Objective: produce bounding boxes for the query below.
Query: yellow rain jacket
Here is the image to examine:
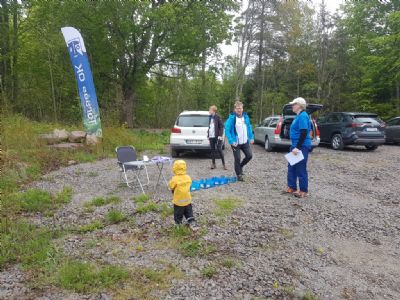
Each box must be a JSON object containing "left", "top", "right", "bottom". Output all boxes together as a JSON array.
[{"left": 168, "top": 160, "right": 192, "bottom": 206}]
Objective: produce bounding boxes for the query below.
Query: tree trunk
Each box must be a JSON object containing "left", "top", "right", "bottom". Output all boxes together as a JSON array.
[
  {"left": 257, "top": 1, "right": 265, "bottom": 124},
  {"left": 0, "top": 0, "right": 10, "bottom": 97},
  {"left": 122, "top": 84, "right": 135, "bottom": 128},
  {"left": 200, "top": 50, "right": 206, "bottom": 110},
  {"left": 48, "top": 48, "right": 57, "bottom": 122},
  {"left": 11, "top": 0, "right": 17, "bottom": 103},
  {"left": 396, "top": 81, "right": 400, "bottom": 114}
]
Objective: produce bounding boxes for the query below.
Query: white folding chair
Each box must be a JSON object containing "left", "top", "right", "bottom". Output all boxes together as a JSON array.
[{"left": 116, "top": 146, "right": 149, "bottom": 193}]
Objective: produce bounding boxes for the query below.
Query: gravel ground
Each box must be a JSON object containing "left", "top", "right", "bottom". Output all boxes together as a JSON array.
[{"left": 1, "top": 144, "right": 400, "bottom": 300}]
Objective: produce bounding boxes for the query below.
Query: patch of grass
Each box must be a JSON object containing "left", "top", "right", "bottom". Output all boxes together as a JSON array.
[
  {"left": 55, "top": 186, "right": 73, "bottom": 204},
  {"left": 3, "top": 187, "right": 73, "bottom": 215},
  {"left": 132, "top": 193, "right": 150, "bottom": 204},
  {"left": 136, "top": 200, "right": 159, "bottom": 214},
  {"left": 78, "top": 220, "right": 104, "bottom": 233},
  {"left": 302, "top": 291, "right": 319, "bottom": 300},
  {"left": 106, "top": 210, "right": 127, "bottom": 224},
  {"left": 279, "top": 228, "right": 294, "bottom": 239},
  {"left": 201, "top": 265, "right": 217, "bottom": 279},
  {"left": 87, "top": 171, "right": 99, "bottom": 177},
  {"left": 160, "top": 202, "right": 174, "bottom": 218},
  {"left": 19, "top": 189, "right": 53, "bottom": 212},
  {"left": 282, "top": 285, "right": 295, "bottom": 296},
  {"left": 214, "top": 197, "right": 242, "bottom": 217},
  {"left": 57, "top": 261, "right": 129, "bottom": 293},
  {"left": 179, "top": 240, "right": 202, "bottom": 257},
  {"left": 170, "top": 225, "right": 192, "bottom": 238},
  {"left": 220, "top": 257, "right": 236, "bottom": 269},
  {"left": 84, "top": 195, "right": 121, "bottom": 208},
  {"left": 0, "top": 219, "right": 63, "bottom": 270}
]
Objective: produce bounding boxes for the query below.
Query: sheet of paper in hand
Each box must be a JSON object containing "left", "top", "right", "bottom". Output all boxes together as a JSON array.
[{"left": 285, "top": 151, "right": 304, "bottom": 166}]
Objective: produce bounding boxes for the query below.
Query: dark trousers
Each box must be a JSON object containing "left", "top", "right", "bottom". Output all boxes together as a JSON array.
[
  {"left": 174, "top": 204, "right": 195, "bottom": 224},
  {"left": 287, "top": 146, "right": 309, "bottom": 192},
  {"left": 232, "top": 142, "right": 253, "bottom": 176},
  {"left": 209, "top": 137, "right": 225, "bottom": 165}
]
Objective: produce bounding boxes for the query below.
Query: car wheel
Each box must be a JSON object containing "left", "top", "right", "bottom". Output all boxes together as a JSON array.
[
  {"left": 264, "top": 136, "right": 273, "bottom": 152},
  {"left": 331, "top": 134, "right": 344, "bottom": 150},
  {"left": 170, "top": 148, "right": 179, "bottom": 158},
  {"left": 365, "top": 145, "right": 378, "bottom": 151}
]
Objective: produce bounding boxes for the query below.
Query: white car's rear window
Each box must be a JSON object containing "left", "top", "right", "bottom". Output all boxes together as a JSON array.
[{"left": 177, "top": 115, "right": 209, "bottom": 127}]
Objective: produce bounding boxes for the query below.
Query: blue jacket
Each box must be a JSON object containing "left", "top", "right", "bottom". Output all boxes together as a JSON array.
[{"left": 224, "top": 112, "right": 254, "bottom": 145}]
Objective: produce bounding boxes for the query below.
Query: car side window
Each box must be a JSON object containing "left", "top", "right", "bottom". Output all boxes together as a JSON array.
[
  {"left": 326, "top": 114, "right": 341, "bottom": 123},
  {"left": 262, "top": 119, "right": 271, "bottom": 127},
  {"left": 269, "top": 119, "right": 278, "bottom": 128},
  {"left": 387, "top": 119, "right": 400, "bottom": 126}
]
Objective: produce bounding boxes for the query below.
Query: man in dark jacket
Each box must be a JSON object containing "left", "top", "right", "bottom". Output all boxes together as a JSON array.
[{"left": 208, "top": 105, "right": 226, "bottom": 170}]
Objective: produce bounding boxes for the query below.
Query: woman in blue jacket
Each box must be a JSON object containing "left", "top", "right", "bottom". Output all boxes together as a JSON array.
[
  {"left": 224, "top": 101, "right": 254, "bottom": 181},
  {"left": 285, "top": 97, "right": 311, "bottom": 198}
]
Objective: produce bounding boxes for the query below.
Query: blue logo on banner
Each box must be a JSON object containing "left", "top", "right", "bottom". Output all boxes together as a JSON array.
[{"left": 66, "top": 38, "right": 102, "bottom": 137}]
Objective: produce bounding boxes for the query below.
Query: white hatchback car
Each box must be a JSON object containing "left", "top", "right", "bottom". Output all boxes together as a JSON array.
[{"left": 170, "top": 111, "right": 225, "bottom": 157}]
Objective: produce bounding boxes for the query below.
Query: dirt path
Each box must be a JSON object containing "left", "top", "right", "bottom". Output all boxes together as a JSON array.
[{"left": 2, "top": 144, "right": 400, "bottom": 299}]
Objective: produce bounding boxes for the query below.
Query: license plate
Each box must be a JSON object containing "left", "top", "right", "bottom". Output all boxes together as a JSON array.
[
  {"left": 186, "top": 140, "right": 202, "bottom": 144},
  {"left": 366, "top": 128, "right": 378, "bottom": 132}
]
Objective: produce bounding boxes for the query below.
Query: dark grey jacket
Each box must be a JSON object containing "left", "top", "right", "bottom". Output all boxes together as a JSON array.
[{"left": 207, "top": 114, "right": 224, "bottom": 138}]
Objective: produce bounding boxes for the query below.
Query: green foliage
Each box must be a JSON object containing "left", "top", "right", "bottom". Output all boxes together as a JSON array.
[
  {"left": 78, "top": 220, "right": 104, "bottom": 233},
  {"left": 57, "top": 261, "right": 129, "bottom": 293},
  {"left": 106, "top": 210, "right": 127, "bottom": 224}
]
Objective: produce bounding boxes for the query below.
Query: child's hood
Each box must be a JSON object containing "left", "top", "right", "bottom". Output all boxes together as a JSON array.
[{"left": 173, "top": 160, "right": 187, "bottom": 175}]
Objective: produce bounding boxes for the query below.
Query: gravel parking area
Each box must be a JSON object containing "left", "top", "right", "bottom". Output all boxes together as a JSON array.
[{"left": 2, "top": 144, "right": 400, "bottom": 299}]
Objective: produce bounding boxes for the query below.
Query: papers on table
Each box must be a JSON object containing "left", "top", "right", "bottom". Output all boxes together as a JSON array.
[{"left": 285, "top": 151, "right": 304, "bottom": 166}]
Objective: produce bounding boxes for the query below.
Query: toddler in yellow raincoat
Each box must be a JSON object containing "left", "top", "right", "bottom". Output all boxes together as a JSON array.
[{"left": 168, "top": 160, "right": 198, "bottom": 229}]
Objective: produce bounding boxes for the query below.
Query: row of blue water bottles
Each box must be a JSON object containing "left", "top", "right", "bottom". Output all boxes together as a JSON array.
[{"left": 190, "top": 176, "right": 237, "bottom": 191}]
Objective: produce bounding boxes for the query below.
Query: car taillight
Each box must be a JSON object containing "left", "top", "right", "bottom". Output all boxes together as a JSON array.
[
  {"left": 171, "top": 127, "right": 181, "bottom": 133},
  {"left": 274, "top": 118, "right": 283, "bottom": 134},
  {"left": 313, "top": 119, "right": 320, "bottom": 137},
  {"left": 347, "top": 123, "right": 364, "bottom": 128}
]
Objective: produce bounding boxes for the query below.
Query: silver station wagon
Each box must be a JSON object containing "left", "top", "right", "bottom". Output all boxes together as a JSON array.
[{"left": 254, "top": 104, "right": 323, "bottom": 151}]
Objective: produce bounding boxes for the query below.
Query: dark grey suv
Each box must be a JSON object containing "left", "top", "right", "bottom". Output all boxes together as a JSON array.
[{"left": 317, "top": 112, "right": 385, "bottom": 150}]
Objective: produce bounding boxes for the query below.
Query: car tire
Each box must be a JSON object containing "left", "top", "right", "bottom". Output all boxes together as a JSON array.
[
  {"left": 331, "top": 134, "right": 344, "bottom": 150},
  {"left": 365, "top": 145, "right": 378, "bottom": 151},
  {"left": 170, "top": 148, "right": 179, "bottom": 158},
  {"left": 264, "top": 136, "right": 273, "bottom": 152}
]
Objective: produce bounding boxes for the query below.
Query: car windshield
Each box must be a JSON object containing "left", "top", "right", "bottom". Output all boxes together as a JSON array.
[
  {"left": 176, "top": 115, "right": 209, "bottom": 127},
  {"left": 354, "top": 117, "right": 380, "bottom": 125}
]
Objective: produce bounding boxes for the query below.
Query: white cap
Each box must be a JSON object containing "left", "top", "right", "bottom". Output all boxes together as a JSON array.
[{"left": 289, "top": 97, "right": 307, "bottom": 107}]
